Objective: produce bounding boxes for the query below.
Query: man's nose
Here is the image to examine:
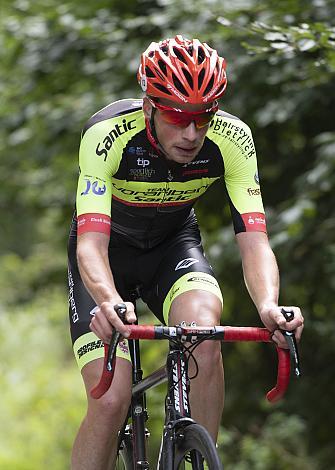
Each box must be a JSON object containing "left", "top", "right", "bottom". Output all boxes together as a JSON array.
[{"left": 182, "top": 121, "right": 198, "bottom": 141}]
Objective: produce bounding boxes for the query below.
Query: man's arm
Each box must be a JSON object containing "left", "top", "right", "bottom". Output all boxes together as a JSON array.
[
  {"left": 76, "top": 232, "right": 136, "bottom": 342},
  {"left": 236, "top": 231, "right": 304, "bottom": 348}
]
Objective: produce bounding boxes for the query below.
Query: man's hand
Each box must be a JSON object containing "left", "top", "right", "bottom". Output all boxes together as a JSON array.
[
  {"left": 90, "top": 301, "right": 137, "bottom": 343},
  {"left": 259, "top": 304, "right": 304, "bottom": 349}
]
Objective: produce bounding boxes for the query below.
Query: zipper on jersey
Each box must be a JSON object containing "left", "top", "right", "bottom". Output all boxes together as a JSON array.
[
  {"left": 157, "top": 167, "right": 173, "bottom": 211},
  {"left": 143, "top": 165, "right": 172, "bottom": 248}
]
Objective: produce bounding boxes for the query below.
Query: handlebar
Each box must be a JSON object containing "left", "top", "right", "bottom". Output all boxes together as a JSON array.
[{"left": 90, "top": 322, "right": 298, "bottom": 403}]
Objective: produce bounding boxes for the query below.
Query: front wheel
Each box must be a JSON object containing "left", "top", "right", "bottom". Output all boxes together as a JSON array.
[
  {"left": 173, "top": 424, "right": 223, "bottom": 470},
  {"left": 116, "top": 428, "right": 134, "bottom": 469}
]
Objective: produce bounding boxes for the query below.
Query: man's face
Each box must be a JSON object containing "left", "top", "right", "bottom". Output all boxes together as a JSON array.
[{"left": 143, "top": 97, "right": 213, "bottom": 164}]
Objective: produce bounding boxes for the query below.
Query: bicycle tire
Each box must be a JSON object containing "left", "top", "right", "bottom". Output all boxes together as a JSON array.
[
  {"left": 117, "top": 449, "right": 133, "bottom": 470},
  {"left": 173, "top": 424, "right": 223, "bottom": 470},
  {"left": 116, "top": 434, "right": 134, "bottom": 469}
]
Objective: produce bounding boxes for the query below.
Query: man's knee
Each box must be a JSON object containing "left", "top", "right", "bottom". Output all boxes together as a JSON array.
[
  {"left": 194, "top": 338, "right": 222, "bottom": 366},
  {"left": 169, "top": 291, "right": 223, "bottom": 369},
  {"left": 82, "top": 358, "right": 132, "bottom": 422},
  {"left": 169, "top": 290, "right": 222, "bottom": 326},
  {"left": 87, "top": 388, "right": 131, "bottom": 422}
]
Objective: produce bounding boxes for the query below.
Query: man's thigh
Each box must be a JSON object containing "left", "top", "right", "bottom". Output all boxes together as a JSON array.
[{"left": 141, "top": 235, "right": 223, "bottom": 325}]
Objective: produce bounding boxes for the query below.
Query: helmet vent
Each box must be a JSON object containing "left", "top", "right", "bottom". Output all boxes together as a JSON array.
[
  {"left": 153, "top": 83, "right": 172, "bottom": 95},
  {"left": 161, "top": 45, "right": 169, "bottom": 56},
  {"left": 182, "top": 68, "right": 193, "bottom": 89},
  {"left": 198, "top": 47, "right": 206, "bottom": 64},
  {"left": 173, "top": 47, "right": 187, "bottom": 64},
  {"left": 145, "top": 66, "right": 156, "bottom": 78},
  {"left": 198, "top": 68, "right": 205, "bottom": 89},
  {"left": 148, "top": 51, "right": 154, "bottom": 58},
  {"left": 155, "top": 68, "right": 165, "bottom": 81},
  {"left": 172, "top": 73, "right": 189, "bottom": 97},
  {"left": 187, "top": 46, "right": 194, "bottom": 57},
  {"left": 158, "top": 60, "right": 167, "bottom": 76},
  {"left": 204, "top": 74, "right": 215, "bottom": 96}
]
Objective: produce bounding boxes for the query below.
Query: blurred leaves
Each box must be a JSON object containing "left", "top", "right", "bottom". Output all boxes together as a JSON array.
[
  {"left": 0, "top": 290, "right": 83, "bottom": 469},
  {"left": 218, "top": 412, "right": 316, "bottom": 470}
]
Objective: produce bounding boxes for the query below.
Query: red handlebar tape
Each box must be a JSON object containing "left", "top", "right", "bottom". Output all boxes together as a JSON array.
[{"left": 90, "top": 326, "right": 291, "bottom": 402}]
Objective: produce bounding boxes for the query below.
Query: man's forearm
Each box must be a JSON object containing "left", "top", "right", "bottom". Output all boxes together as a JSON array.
[
  {"left": 76, "top": 232, "right": 137, "bottom": 339},
  {"left": 237, "top": 232, "right": 304, "bottom": 344},
  {"left": 76, "top": 234, "right": 121, "bottom": 306},
  {"left": 243, "top": 248, "right": 279, "bottom": 313},
  {"left": 238, "top": 234, "right": 279, "bottom": 313}
]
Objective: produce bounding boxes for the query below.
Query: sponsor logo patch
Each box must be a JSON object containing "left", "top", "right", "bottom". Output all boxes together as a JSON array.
[
  {"left": 96, "top": 119, "right": 136, "bottom": 161},
  {"left": 241, "top": 212, "right": 267, "bottom": 231},
  {"left": 170, "top": 285, "right": 180, "bottom": 300},
  {"left": 81, "top": 179, "right": 106, "bottom": 196},
  {"left": 167, "top": 83, "right": 188, "bottom": 102},
  {"left": 118, "top": 339, "right": 129, "bottom": 355},
  {"left": 210, "top": 119, "right": 256, "bottom": 160},
  {"left": 247, "top": 187, "right": 261, "bottom": 196},
  {"left": 112, "top": 183, "right": 210, "bottom": 203},
  {"left": 90, "top": 306, "right": 99, "bottom": 316},
  {"left": 182, "top": 159, "right": 210, "bottom": 167},
  {"left": 140, "top": 75, "right": 147, "bottom": 92},
  {"left": 68, "top": 268, "right": 79, "bottom": 323},
  {"left": 175, "top": 258, "right": 199, "bottom": 270},
  {"left": 77, "top": 339, "right": 104, "bottom": 358},
  {"left": 128, "top": 146, "right": 147, "bottom": 156},
  {"left": 129, "top": 168, "right": 156, "bottom": 180},
  {"left": 137, "top": 157, "right": 150, "bottom": 167},
  {"left": 187, "top": 276, "right": 218, "bottom": 287}
]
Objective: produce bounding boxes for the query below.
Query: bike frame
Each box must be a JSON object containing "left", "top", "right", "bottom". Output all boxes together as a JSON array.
[
  {"left": 118, "top": 336, "right": 196, "bottom": 468},
  {"left": 158, "top": 339, "right": 197, "bottom": 468}
]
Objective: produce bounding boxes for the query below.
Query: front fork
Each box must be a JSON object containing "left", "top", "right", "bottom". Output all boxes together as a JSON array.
[{"left": 158, "top": 343, "right": 192, "bottom": 469}]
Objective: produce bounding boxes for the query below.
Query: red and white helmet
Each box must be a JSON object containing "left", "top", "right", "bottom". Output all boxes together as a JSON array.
[{"left": 137, "top": 35, "right": 227, "bottom": 104}]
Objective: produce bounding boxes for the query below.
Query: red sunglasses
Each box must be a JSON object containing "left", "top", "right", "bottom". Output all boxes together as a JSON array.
[{"left": 148, "top": 98, "right": 218, "bottom": 129}]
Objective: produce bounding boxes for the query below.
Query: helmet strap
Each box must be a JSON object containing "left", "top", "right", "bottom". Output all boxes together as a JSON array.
[{"left": 145, "top": 108, "right": 165, "bottom": 156}]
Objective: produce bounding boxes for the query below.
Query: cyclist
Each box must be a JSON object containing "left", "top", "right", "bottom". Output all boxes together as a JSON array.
[{"left": 68, "top": 35, "right": 304, "bottom": 469}]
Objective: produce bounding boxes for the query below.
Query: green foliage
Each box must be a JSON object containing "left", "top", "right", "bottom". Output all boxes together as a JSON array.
[
  {"left": 1, "top": 0, "right": 334, "bottom": 468},
  {"left": 0, "top": 289, "right": 85, "bottom": 469},
  {"left": 218, "top": 412, "right": 316, "bottom": 469}
]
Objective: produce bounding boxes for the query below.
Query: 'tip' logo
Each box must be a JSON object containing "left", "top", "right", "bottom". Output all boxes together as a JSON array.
[{"left": 137, "top": 157, "right": 150, "bottom": 167}]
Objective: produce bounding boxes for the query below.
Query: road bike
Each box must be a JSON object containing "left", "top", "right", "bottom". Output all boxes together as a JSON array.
[{"left": 91, "top": 305, "right": 300, "bottom": 469}]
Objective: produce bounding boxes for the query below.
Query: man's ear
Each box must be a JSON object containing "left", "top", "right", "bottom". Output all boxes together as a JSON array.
[{"left": 143, "top": 97, "right": 152, "bottom": 120}]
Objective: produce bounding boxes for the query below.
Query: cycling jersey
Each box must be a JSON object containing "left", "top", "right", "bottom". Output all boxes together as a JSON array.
[{"left": 76, "top": 99, "right": 266, "bottom": 249}]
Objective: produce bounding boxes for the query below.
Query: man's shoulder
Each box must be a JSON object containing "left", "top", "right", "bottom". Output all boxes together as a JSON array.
[
  {"left": 82, "top": 98, "right": 143, "bottom": 137},
  {"left": 209, "top": 108, "right": 253, "bottom": 139},
  {"left": 207, "top": 108, "right": 256, "bottom": 162}
]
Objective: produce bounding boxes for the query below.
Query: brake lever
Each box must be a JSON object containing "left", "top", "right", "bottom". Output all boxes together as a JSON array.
[
  {"left": 280, "top": 308, "right": 301, "bottom": 377},
  {"left": 281, "top": 331, "right": 301, "bottom": 377},
  {"left": 106, "top": 303, "right": 127, "bottom": 371}
]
